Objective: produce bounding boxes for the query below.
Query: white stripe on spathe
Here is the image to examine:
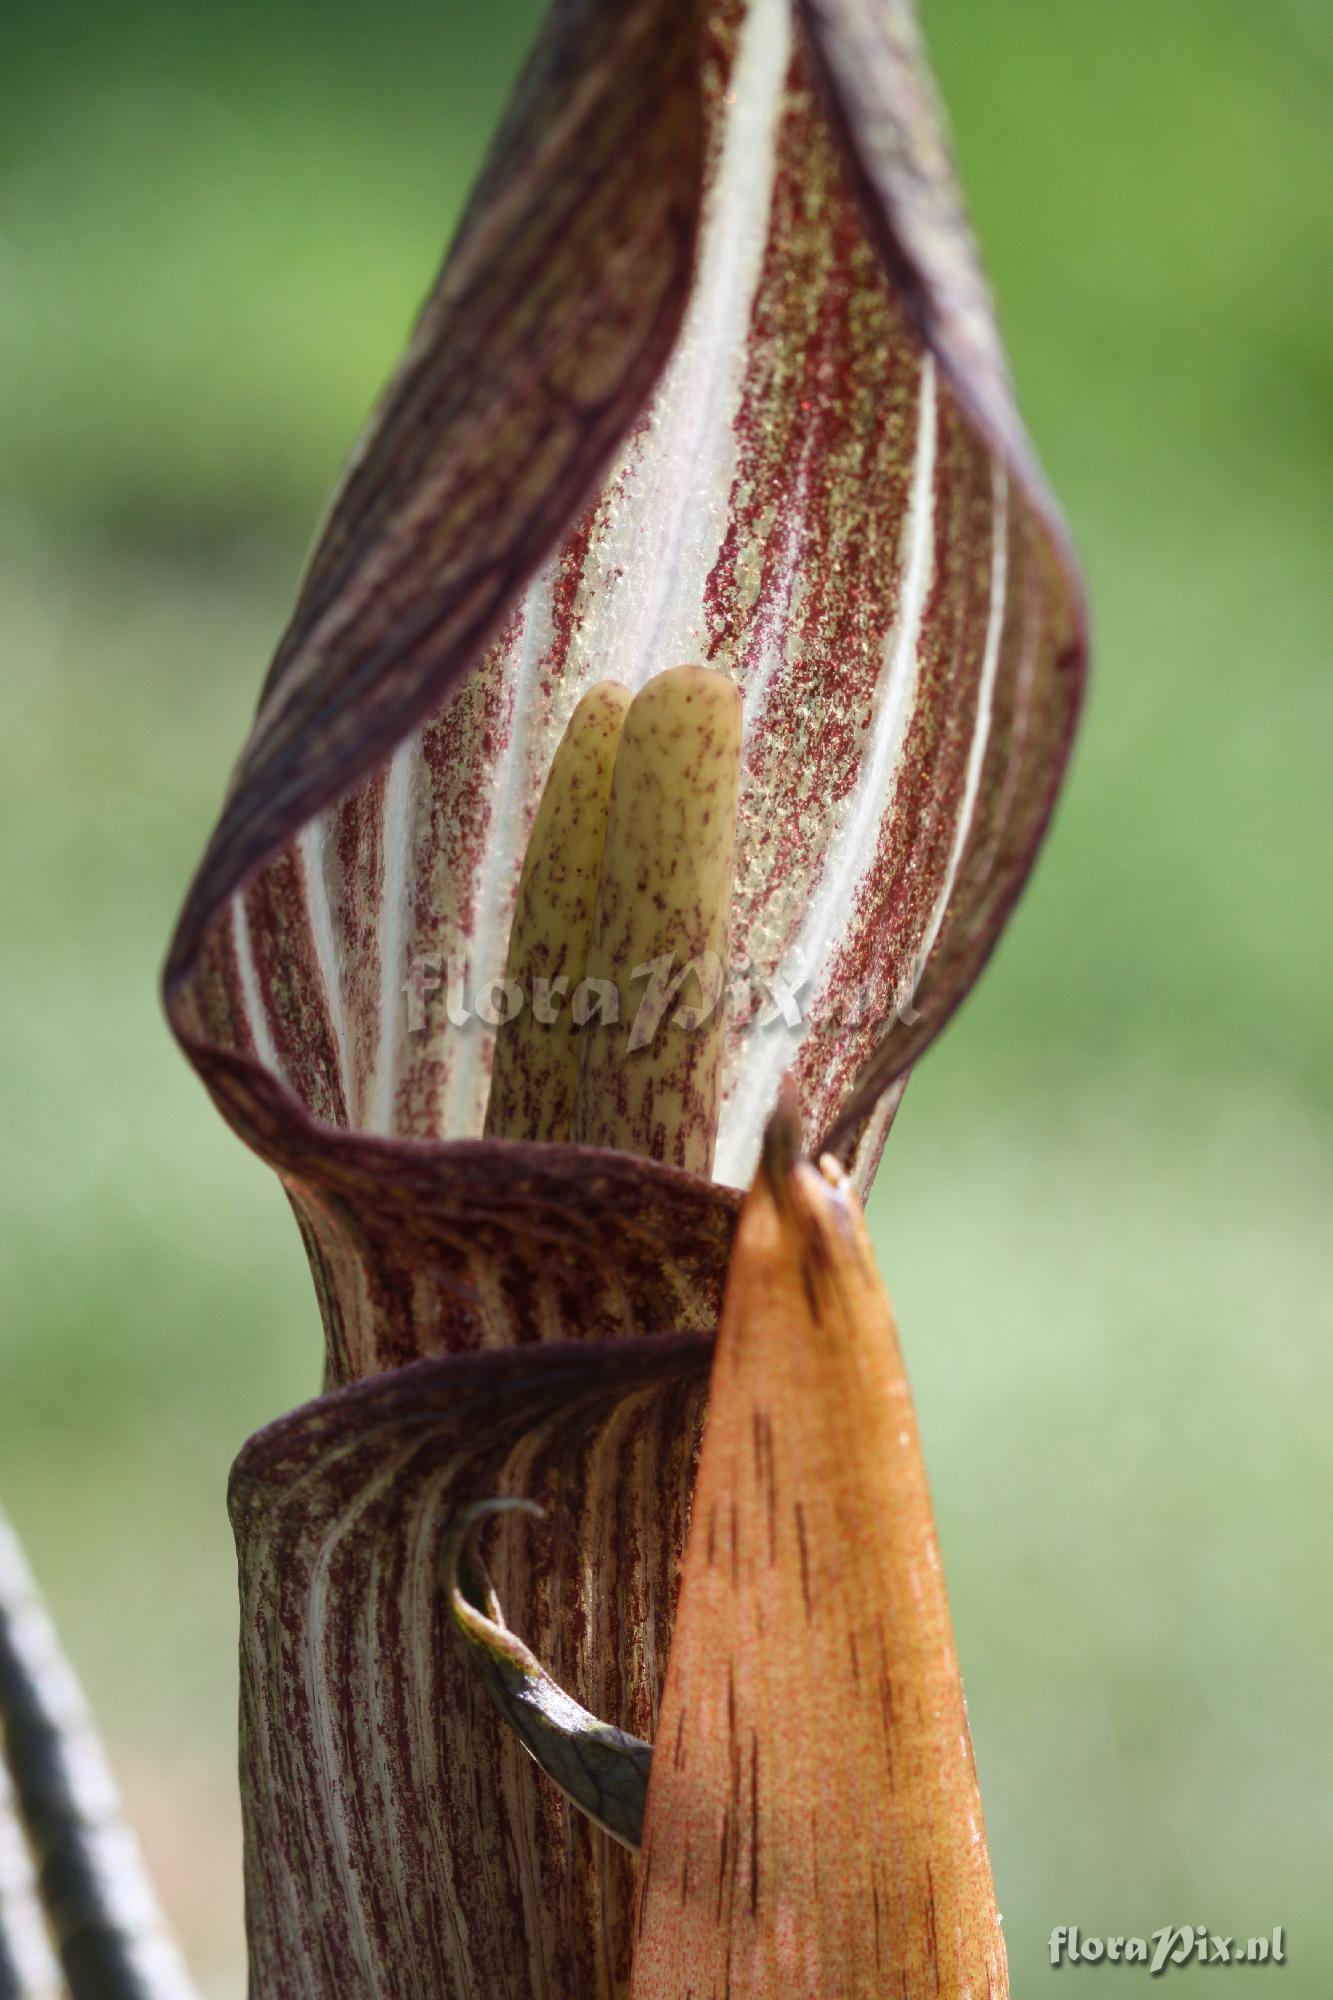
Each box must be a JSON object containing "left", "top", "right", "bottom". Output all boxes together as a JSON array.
[
  {"left": 300, "top": 814, "right": 352, "bottom": 1108},
  {"left": 714, "top": 353, "right": 940, "bottom": 1190},
  {"left": 298, "top": 1443, "right": 414, "bottom": 1990},
  {"left": 232, "top": 889, "right": 282, "bottom": 1078},
  {"left": 445, "top": 0, "right": 791, "bottom": 1140},
  {"left": 559, "top": 0, "right": 791, "bottom": 693},
  {"left": 441, "top": 582, "right": 553, "bottom": 1140},
  {"left": 914, "top": 458, "right": 1009, "bottom": 975},
  {"left": 367, "top": 731, "right": 417, "bottom": 1136}
]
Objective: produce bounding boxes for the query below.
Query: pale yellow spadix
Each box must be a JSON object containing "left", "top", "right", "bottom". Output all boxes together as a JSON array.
[
  {"left": 571, "top": 665, "right": 742, "bottom": 1176},
  {"left": 484, "top": 680, "right": 631, "bottom": 1142}
]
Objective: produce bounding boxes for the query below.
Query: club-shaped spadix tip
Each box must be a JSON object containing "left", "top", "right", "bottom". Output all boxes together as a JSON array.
[{"left": 487, "top": 663, "right": 743, "bottom": 1175}]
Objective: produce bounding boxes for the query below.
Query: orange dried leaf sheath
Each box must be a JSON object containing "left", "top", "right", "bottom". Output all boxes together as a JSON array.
[{"left": 632, "top": 1104, "right": 1005, "bottom": 1998}]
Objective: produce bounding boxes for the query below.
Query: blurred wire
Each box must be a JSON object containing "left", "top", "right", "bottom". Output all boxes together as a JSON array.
[
  {"left": 0, "top": 1512, "right": 200, "bottom": 2000},
  {"left": 0, "top": 1753, "right": 63, "bottom": 1999}
]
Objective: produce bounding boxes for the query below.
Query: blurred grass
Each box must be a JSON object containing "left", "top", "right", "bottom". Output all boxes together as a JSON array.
[{"left": 0, "top": 0, "right": 1328, "bottom": 1994}]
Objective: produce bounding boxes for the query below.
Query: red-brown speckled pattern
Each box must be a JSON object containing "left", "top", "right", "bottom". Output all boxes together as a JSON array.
[
  {"left": 230, "top": 1339, "right": 711, "bottom": 1999},
  {"left": 161, "top": 4, "right": 1086, "bottom": 1992},
  {"left": 192, "top": 1035, "right": 740, "bottom": 1385},
  {"left": 167, "top": 1, "right": 1082, "bottom": 1237}
]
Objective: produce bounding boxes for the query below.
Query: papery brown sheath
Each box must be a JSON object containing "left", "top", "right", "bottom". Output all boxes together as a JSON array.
[
  {"left": 632, "top": 1102, "right": 1004, "bottom": 1998},
  {"left": 164, "top": 0, "right": 1085, "bottom": 1993}
]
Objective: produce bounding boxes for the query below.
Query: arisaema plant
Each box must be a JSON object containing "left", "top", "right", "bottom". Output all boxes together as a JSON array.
[{"left": 2, "top": 1, "right": 1085, "bottom": 1994}]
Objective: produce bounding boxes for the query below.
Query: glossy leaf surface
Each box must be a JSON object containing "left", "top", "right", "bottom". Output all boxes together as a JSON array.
[{"left": 446, "top": 1501, "right": 652, "bottom": 1853}]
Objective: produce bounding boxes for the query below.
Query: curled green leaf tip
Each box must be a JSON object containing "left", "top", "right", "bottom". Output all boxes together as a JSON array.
[{"left": 443, "top": 1499, "right": 652, "bottom": 1852}]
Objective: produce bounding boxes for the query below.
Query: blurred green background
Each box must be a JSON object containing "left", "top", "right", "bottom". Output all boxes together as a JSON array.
[{"left": 1, "top": 0, "right": 1328, "bottom": 1992}]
